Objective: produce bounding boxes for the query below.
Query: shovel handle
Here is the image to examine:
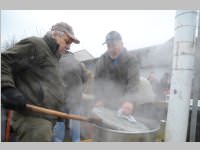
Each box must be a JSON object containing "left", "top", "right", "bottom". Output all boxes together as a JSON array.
[{"left": 26, "top": 104, "right": 89, "bottom": 122}]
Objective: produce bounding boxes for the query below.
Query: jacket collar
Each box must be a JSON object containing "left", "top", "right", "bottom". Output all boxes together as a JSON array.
[
  {"left": 43, "top": 33, "right": 61, "bottom": 59},
  {"left": 105, "top": 47, "right": 127, "bottom": 60}
]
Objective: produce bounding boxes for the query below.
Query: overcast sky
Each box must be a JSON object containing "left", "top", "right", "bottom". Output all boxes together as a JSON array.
[{"left": 1, "top": 10, "right": 176, "bottom": 57}]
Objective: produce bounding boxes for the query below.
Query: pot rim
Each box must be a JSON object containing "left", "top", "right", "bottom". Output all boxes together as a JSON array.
[{"left": 93, "top": 124, "right": 160, "bottom": 134}]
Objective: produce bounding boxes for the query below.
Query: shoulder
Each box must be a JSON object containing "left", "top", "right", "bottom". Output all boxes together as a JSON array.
[
  {"left": 20, "top": 36, "right": 44, "bottom": 45},
  {"left": 99, "top": 52, "right": 110, "bottom": 62},
  {"left": 121, "top": 49, "right": 138, "bottom": 65},
  {"left": 5, "top": 37, "right": 39, "bottom": 54},
  {"left": 19, "top": 36, "right": 49, "bottom": 51},
  {"left": 127, "top": 51, "right": 138, "bottom": 62},
  {"left": 96, "top": 52, "right": 108, "bottom": 66},
  {"left": 99, "top": 52, "right": 108, "bottom": 59}
]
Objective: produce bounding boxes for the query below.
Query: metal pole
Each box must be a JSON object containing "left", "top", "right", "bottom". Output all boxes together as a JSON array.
[
  {"left": 189, "top": 10, "right": 200, "bottom": 142},
  {"left": 165, "top": 10, "right": 198, "bottom": 142}
]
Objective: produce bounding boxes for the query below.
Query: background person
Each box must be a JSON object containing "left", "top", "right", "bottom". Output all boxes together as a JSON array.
[{"left": 53, "top": 51, "right": 93, "bottom": 142}]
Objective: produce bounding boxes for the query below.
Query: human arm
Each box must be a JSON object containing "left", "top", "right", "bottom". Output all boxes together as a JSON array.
[
  {"left": 119, "top": 55, "right": 139, "bottom": 114},
  {"left": 1, "top": 39, "right": 36, "bottom": 111},
  {"left": 1, "top": 87, "right": 27, "bottom": 111}
]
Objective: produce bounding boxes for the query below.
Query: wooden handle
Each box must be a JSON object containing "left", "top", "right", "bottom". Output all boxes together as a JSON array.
[{"left": 26, "top": 104, "right": 89, "bottom": 122}]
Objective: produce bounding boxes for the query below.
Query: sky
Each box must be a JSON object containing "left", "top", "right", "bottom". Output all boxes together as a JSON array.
[{"left": 1, "top": 10, "right": 176, "bottom": 58}]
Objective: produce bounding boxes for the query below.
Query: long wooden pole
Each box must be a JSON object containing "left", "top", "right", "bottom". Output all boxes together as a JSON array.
[{"left": 26, "top": 104, "right": 89, "bottom": 122}]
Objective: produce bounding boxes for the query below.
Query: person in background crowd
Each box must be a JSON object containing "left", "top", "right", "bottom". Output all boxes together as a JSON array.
[
  {"left": 53, "top": 51, "right": 93, "bottom": 142},
  {"left": 147, "top": 71, "right": 162, "bottom": 100},
  {"left": 1, "top": 22, "right": 80, "bottom": 141},
  {"left": 160, "top": 72, "right": 171, "bottom": 100}
]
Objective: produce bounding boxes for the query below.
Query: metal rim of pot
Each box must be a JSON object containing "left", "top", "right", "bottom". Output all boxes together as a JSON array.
[{"left": 93, "top": 124, "right": 160, "bottom": 134}]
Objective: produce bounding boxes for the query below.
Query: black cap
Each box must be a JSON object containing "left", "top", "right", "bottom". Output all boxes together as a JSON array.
[{"left": 103, "top": 31, "right": 122, "bottom": 45}]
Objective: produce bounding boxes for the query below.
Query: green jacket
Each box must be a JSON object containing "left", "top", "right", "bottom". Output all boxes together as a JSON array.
[
  {"left": 1, "top": 34, "right": 65, "bottom": 121},
  {"left": 94, "top": 48, "right": 140, "bottom": 109}
]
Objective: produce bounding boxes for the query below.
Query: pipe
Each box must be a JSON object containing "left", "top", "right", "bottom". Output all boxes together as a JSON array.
[{"left": 165, "top": 10, "right": 198, "bottom": 142}]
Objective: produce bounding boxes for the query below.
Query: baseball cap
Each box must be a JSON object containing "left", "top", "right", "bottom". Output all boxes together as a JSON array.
[
  {"left": 103, "top": 31, "right": 122, "bottom": 45},
  {"left": 51, "top": 22, "right": 80, "bottom": 44}
]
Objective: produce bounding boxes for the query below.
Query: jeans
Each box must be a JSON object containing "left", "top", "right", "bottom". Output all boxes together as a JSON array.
[
  {"left": 70, "top": 106, "right": 80, "bottom": 142},
  {"left": 52, "top": 121, "right": 65, "bottom": 142},
  {"left": 52, "top": 106, "right": 81, "bottom": 142}
]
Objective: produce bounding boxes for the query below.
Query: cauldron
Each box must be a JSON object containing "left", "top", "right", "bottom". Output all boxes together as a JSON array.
[
  {"left": 92, "top": 107, "right": 161, "bottom": 142},
  {"left": 93, "top": 116, "right": 160, "bottom": 142}
]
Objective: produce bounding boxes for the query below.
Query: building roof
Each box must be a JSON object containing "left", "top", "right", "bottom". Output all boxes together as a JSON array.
[
  {"left": 129, "top": 38, "right": 174, "bottom": 68},
  {"left": 73, "top": 49, "right": 94, "bottom": 62}
]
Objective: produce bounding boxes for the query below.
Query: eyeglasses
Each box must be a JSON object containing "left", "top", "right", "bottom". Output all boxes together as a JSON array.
[
  {"left": 63, "top": 37, "right": 73, "bottom": 45},
  {"left": 61, "top": 32, "right": 73, "bottom": 45}
]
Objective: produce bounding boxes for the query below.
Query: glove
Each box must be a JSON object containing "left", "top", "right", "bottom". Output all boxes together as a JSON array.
[{"left": 1, "top": 87, "right": 27, "bottom": 111}]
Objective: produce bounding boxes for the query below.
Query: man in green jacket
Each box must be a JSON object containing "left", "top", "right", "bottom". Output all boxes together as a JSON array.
[
  {"left": 1, "top": 22, "right": 80, "bottom": 141},
  {"left": 94, "top": 31, "right": 140, "bottom": 115}
]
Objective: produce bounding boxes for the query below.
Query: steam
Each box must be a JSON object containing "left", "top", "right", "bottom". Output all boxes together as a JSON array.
[
  {"left": 60, "top": 41, "right": 177, "bottom": 141},
  {"left": 94, "top": 78, "right": 128, "bottom": 110},
  {"left": 59, "top": 53, "right": 86, "bottom": 111},
  {"left": 135, "top": 39, "right": 173, "bottom": 79}
]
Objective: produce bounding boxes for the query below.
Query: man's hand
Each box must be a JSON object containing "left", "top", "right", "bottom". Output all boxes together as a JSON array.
[
  {"left": 119, "top": 101, "right": 134, "bottom": 116},
  {"left": 1, "top": 87, "right": 27, "bottom": 111}
]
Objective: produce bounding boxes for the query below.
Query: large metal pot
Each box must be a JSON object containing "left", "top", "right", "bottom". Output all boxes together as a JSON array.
[{"left": 93, "top": 116, "right": 160, "bottom": 142}]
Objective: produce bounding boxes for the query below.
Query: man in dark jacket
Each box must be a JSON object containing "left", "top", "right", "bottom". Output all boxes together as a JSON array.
[
  {"left": 94, "top": 31, "right": 140, "bottom": 116},
  {"left": 1, "top": 22, "right": 80, "bottom": 141}
]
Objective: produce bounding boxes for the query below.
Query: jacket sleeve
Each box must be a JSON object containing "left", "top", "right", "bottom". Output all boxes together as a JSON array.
[{"left": 1, "top": 39, "right": 36, "bottom": 88}]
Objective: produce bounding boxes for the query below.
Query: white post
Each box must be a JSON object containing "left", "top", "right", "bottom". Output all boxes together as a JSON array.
[{"left": 165, "top": 10, "right": 198, "bottom": 142}]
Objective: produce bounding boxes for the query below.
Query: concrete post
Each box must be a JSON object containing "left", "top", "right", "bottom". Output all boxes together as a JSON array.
[{"left": 165, "top": 10, "right": 198, "bottom": 142}]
